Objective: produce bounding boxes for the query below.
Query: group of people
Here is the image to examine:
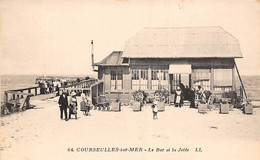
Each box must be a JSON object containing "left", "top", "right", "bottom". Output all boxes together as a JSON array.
[
  {"left": 58, "top": 84, "right": 207, "bottom": 121},
  {"left": 39, "top": 81, "right": 53, "bottom": 94},
  {"left": 38, "top": 80, "right": 62, "bottom": 95},
  {"left": 151, "top": 84, "right": 206, "bottom": 120},
  {"left": 173, "top": 84, "right": 206, "bottom": 108},
  {"left": 58, "top": 90, "right": 92, "bottom": 121}
]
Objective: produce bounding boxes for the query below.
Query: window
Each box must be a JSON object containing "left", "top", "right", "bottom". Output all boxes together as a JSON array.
[
  {"left": 110, "top": 67, "right": 123, "bottom": 91},
  {"left": 140, "top": 70, "right": 148, "bottom": 90},
  {"left": 131, "top": 68, "right": 169, "bottom": 91},
  {"left": 193, "top": 69, "right": 210, "bottom": 90},
  {"left": 171, "top": 74, "right": 180, "bottom": 91},
  {"left": 111, "top": 70, "right": 116, "bottom": 90},
  {"left": 131, "top": 69, "right": 149, "bottom": 90},
  {"left": 122, "top": 58, "right": 129, "bottom": 64},
  {"left": 214, "top": 69, "right": 232, "bottom": 91},
  {"left": 131, "top": 69, "right": 139, "bottom": 90},
  {"left": 117, "top": 69, "right": 123, "bottom": 90},
  {"left": 160, "top": 70, "right": 169, "bottom": 89},
  {"left": 151, "top": 70, "right": 159, "bottom": 90}
]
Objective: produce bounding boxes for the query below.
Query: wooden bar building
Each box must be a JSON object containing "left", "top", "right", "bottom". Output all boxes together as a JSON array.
[{"left": 93, "top": 27, "right": 242, "bottom": 103}]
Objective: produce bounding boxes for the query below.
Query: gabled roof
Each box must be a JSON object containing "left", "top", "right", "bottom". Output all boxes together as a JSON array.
[
  {"left": 94, "top": 51, "right": 128, "bottom": 66},
  {"left": 122, "top": 27, "right": 243, "bottom": 58}
]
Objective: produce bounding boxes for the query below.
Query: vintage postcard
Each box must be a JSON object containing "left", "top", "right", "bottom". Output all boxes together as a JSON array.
[{"left": 1, "top": 0, "right": 260, "bottom": 160}]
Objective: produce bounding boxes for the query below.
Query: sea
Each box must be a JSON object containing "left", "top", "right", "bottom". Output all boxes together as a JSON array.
[
  {"left": 237, "top": 75, "right": 260, "bottom": 100},
  {"left": 1, "top": 74, "right": 260, "bottom": 102}
]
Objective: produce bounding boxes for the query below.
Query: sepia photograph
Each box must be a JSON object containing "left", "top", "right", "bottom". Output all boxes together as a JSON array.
[{"left": 1, "top": 0, "right": 260, "bottom": 160}]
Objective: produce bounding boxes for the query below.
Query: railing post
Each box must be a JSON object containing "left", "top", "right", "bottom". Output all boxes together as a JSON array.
[
  {"left": 96, "top": 85, "right": 98, "bottom": 103},
  {"left": 26, "top": 97, "right": 30, "bottom": 108}
]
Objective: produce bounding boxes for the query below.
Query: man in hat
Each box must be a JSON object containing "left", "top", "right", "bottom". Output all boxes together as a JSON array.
[
  {"left": 58, "top": 90, "right": 69, "bottom": 121},
  {"left": 189, "top": 88, "right": 196, "bottom": 108}
]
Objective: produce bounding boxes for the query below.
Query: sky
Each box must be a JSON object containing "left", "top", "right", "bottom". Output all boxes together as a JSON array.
[{"left": 1, "top": 0, "right": 260, "bottom": 76}]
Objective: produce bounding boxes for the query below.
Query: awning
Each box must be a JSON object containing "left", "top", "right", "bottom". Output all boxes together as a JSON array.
[{"left": 169, "top": 64, "right": 191, "bottom": 74}]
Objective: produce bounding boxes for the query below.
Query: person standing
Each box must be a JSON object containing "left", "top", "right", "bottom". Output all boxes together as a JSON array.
[
  {"left": 39, "top": 81, "right": 45, "bottom": 94},
  {"left": 151, "top": 100, "right": 158, "bottom": 119},
  {"left": 85, "top": 97, "right": 92, "bottom": 116},
  {"left": 174, "top": 86, "right": 183, "bottom": 107},
  {"left": 44, "top": 81, "right": 48, "bottom": 94},
  {"left": 49, "top": 81, "right": 53, "bottom": 93},
  {"left": 56, "top": 80, "right": 61, "bottom": 96},
  {"left": 189, "top": 88, "right": 196, "bottom": 108},
  {"left": 58, "top": 90, "right": 69, "bottom": 121},
  {"left": 80, "top": 97, "right": 87, "bottom": 116},
  {"left": 69, "top": 92, "right": 78, "bottom": 120}
]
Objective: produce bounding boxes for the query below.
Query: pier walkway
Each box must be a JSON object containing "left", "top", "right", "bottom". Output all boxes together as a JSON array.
[{"left": 2, "top": 78, "right": 104, "bottom": 115}]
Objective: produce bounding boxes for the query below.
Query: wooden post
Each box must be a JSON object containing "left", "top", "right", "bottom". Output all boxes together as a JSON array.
[
  {"left": 148, "top": 66, "right": 151, "bottom": 92},
  {"left": 35, "top": 87, "right": 38, "bottom": 95},
  {"left": 240, "top": 86, "right": 243, "bottom": 98},
  {"left": 26, "top": 97, "right": 30, "bottom": 108},
  {"left": 21, "top": 90, "right": 23, "bottom": 98},
  {"left": 232, "top": 66, "right": 236, "bottom": 90},
  {"left": 168, "top": 73, "right": 171, "bottom": 104},
  {"left": 235, "top": 62, "right": 247, "bottom": 99},
  {"left": 102, "top": 82, "right": 104, "bottom": 95},
  {"left": 191, "top": 68, "right": 194, "bottom": 89},
  {"left": 96, "top": 85, "right": 98, "bottom": 102},
  {"left": 139, "top": 68, "right": 141, "bottom": 90},
  {"left": 90, "top": 86, "right": 92, "bottom": 103},
  {"left": 210, "top": 67, "right": 214, "bottom": 90},
  {"left": 28, "top": 89, "right": 31, "bottom": 94},
  {"left": 4, "top": 92, "right": 8, "bottom": 103}
]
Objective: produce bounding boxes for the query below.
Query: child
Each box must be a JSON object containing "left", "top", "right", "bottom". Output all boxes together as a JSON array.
[
  {"left": 151, "top": 101, "right": 158, "bottom": 119},
  {"left": 85, "top": 97, "right": 92, "bottom": 116},
  {"left": 80, "top": 96, "right": 87, "bottom": 115}
]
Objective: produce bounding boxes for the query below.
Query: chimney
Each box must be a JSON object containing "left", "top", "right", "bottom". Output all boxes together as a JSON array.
[{"left": 91, "top": 40, "right": 95, "bottom": 70}]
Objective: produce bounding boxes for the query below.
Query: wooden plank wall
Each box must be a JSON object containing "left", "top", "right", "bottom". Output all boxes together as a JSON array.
[{"left": 98, "top": 58, "right": 235, "bottom": 103}]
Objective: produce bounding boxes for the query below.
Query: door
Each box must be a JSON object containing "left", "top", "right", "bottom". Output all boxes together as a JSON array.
[
  {"left": 169, "top": 64, "right": 192, "bottom": 95},
  {"left": 170, "top": 74, "right": 191, "bottom": 94}
]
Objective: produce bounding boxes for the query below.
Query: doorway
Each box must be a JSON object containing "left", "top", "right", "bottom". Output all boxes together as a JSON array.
[
  {"left": 169, "top": 74, "right": 191, "bottom": 101},
  {"left": 169, "top": 74, "right": 191, "bottom": 93},
  {"left": 169, "top": 64, "right": 192, "bottom": 100}
]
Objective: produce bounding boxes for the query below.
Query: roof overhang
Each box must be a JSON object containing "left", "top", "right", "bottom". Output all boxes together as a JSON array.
[
  {"left": 93, "top": 64, "right": 129, "bottom": 67},
  {"left": 122, "top": 56, "right": 243, "bottom": 59}
]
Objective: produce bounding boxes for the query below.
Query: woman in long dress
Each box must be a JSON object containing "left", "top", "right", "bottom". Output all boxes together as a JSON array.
[
  {"left": 80, "top": 96, "right": 87, "bottom": 115},
  {"left": 69, "top": 92, "right": 78, "bottom": 119},
  {"left": 174, "top": 86, "right": 183, "bottom": 107}
]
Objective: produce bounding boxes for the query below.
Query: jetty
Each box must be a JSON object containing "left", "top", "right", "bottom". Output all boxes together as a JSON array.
[{"left": 1, "top": 78, "right": 105, "bottom": 115}]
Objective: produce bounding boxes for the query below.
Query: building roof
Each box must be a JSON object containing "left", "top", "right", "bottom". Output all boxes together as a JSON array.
[
  {"left": 122, "top": 27, "right": 243, "bottom": 58},
  {"left": 94, "top": 51, "right": 128, "bottom": 66}
]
